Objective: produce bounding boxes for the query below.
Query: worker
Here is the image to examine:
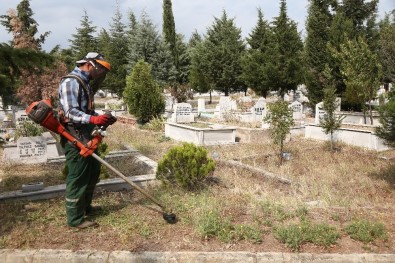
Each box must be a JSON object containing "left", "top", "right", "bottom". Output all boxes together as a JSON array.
[{"left": 58, "top": 52, "right": 116, "bottom": 229}]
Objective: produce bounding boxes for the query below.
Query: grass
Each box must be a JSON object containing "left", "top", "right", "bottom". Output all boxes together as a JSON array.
[
  {"left": 344, "top": 219, "right": 388, "bottom": 244},
  {"left": 0, "top": 122, "right": 394, "bottom": 252}
]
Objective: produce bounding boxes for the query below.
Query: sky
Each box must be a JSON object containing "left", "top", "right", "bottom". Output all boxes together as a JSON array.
[{"left": 0, "top": 0, "right": 394, "bottom": 52}]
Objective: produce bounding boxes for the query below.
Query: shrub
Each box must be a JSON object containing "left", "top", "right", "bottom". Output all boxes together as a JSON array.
[
  {"left": 344, "top": 219, "right": 388, "bottom": 243},
  {"left": 156, "top": 143, "right": 215, "bottom": 190},
  {"left": 275, "top": 220, "right": 340, "bottom": 251},
  {"left": 15, "top": 121, "right": 45, "bottom": 139}
]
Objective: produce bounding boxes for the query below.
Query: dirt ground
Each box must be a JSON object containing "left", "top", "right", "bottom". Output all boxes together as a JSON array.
[{"left": 1, "top": 126, "right": 395, "bottom": 254}]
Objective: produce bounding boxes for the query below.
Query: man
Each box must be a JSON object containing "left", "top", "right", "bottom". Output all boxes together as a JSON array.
[{"left": 58, "top": 52, "right": 116, "bottom": 229}]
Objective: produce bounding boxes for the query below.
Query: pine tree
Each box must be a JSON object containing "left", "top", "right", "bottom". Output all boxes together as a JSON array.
[
  {"left": 241, "top": 8, "right": 274, "bottom": 97},
  {"left": 69, "top": 9, "right": 98, "bottom": 62},
  {"left": 0, "top": 0, "right": 50, "bottom": 49},
  {"left": 127, "top": 11, "right": 176, "bottom": 87},
  {"left": 204, "top": 10, "right": 246, "bottom": 96},
  {"left": 105, "top": 3, "right": 129, "bottom": 97},
  {"left": 304, "top": 0, "right": 334, "bottom": 109},
  {"left": 123, "top": 59, "right": 165, "bottom": 123},
  {"left": 269, "top": 0, "right": 304, "bottom": 97}
]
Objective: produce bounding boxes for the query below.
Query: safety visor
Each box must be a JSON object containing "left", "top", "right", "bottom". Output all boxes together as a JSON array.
[{"left": 76, "top": 52, "right": 111, "bottom": 71}]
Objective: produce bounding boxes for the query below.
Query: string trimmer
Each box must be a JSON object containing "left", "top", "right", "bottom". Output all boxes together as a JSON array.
[{"left": 26, "top": 99, "right": 177, "bottom": 224}]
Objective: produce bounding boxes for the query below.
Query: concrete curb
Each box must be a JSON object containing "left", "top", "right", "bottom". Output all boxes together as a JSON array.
[{"left": 1, "top": 249, "right": 394, "bottom": 263}]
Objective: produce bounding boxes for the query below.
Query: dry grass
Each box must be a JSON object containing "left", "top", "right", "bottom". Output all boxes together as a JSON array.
[{"left": 0, "top": 122, "right": 394, "bottom": 252}]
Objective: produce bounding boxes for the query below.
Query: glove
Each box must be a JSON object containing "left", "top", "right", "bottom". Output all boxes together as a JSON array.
[
  {"left": 104, "top": 112, "right": 117, "bottom": 125},
  {"left": 89, "top": 114, "right": 110, "bottom": 126}
]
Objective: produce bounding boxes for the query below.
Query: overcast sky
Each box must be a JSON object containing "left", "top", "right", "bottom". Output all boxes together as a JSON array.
[{"left": 0, "top": 0, "right": 394, "bottom": 51}]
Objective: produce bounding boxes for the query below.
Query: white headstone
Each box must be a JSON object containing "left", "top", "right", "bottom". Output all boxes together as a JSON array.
[
  {"left": 165, "top": 95, "right": 175, "bottom": 112},
  {"left": 290, "top": 101, "right": 303, "bottom": 120},
  {"left": 219, "top": 96, "right": 237, "bottom": 114},
  {"left": 171, "top": 103, "right": 194, "bottom": 123},
  {"left": 198, "top": 98, "right": 205, "bottom": 113},
  {"left": 16, "top": 136, "right": 48, "bottom": 163},
  {"left": 253, "top": 97, "right": 266, "bottom": 115},
  {"left": 335, "top": 97, "right": 341, "bottom": 112},
  {"left": 315, "top": 102, "right": 324, "bottom": 124}
]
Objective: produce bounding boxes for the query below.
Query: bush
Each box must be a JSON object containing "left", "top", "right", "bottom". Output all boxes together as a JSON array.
[
  {"left": 156, "top": 143, "right": 215, "bottom": 190},
  {"left": 15, "top": 121, "right": 45, "bottom": 139},
  {"left": 344, "top": 219, "right": 388, "bottom": 243}
]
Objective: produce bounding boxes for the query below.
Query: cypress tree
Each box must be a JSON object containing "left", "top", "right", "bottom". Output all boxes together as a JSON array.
[
  {"left": 123, "top": 59, "right": 165, "bottom": 123},
  {"left": 204, "top": 10, "right": 246, "bottom": 96},
  {"left": 241, "top": 8, "right": 273, "bottom": 97},
  {"left": 304, "top": 0, "right": 334, "bottom": 109},
  {"left": 269, "top": 0, "right": 304, "bottom": 97},
  {"left": 162, "top": 0, "right": 178, "bottom": 69}
]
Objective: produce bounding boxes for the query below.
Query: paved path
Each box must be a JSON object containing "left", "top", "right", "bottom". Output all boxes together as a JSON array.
[{"left": 1, "top": 249, "right": 394, "bottom": 263}]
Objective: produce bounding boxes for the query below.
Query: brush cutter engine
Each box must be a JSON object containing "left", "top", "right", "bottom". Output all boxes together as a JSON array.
[{"left": 26, "top": 99, "right": 102, "bottom": 157}]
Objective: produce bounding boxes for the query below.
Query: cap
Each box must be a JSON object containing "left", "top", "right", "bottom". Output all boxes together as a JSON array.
[{"left": 76, "top": 52, "right": 111, "bottom": 71}]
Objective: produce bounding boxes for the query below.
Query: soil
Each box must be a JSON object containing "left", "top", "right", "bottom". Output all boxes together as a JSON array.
[{"left": 1, "top": 126, "right": 395, "bottom": 254}]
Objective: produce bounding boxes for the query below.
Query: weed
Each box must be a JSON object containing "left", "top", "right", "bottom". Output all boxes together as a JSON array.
[
  {"left": 274, "top": 220, "right": 340, "bottom": 251},
  {"left": 344, "top": 219, "right": 388, "bottom": 243}
]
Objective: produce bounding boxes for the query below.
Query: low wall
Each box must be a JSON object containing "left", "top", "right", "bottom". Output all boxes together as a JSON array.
[
  {"left": 305, "top": 124, "right": 390, "bottom": 151},
  {"left": 165, "top": 122, "right": 236, "bottom": 145}
]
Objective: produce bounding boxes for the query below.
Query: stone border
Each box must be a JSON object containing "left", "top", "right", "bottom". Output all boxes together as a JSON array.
[{"left": 0, "top": 250, "right": 394, "bottom": 263}]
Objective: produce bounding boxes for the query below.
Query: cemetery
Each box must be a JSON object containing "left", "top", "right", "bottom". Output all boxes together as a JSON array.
[{"left": 1, "top": 89, "right": 394, "bottom": 254}]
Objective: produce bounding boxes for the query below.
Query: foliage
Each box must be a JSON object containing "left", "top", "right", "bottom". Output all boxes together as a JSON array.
[
  {"left": 275, "top": 220, "right": 340, "bottom": 252},
  {"left": 376, "top": 92, "right": 395, "bottom": 147},
  {"left": 69, "top": 10, "right": 98, "bottom": 63},
  {"left": 123, "top": 60, "right": 165, "bottom": 123},
  {"left": 142, "top": 116, "right": 166, "bottom": 132},
  {"left": 304, "top": 0, "right": 334, "bottom": 109},
  {"left": 319, "top": 83, "right": 345, "bottom": 151},
  {"left": 126, "top": 11, "right": 176, "bottom": 87},
  {"left": 162, "top": 0, "right": 177, "bottom": 69},
  {"left": 0, "top": 44, "right": 53, "bottom": 105},
  {"left": 156, "top": 142, "right": 215, "bottom": 190},
  {"left": 344, "top": 219, "right": 388, "bottom": 244},
  {"left": 268, "top": 0, "right": 304, "bottom": 97},
  {"left": 378, "top": 11, "right": 395, "bottom": 84},
  {"left": 196, "top": 209, "right": 262, "bottom": 243},
  {"left": 241, "top": 8, "right": 274, "bottom": 98},
  {"left": 0, "top": 0, "right": 50, "bottom": 49},
  {"left": 104, "top": 4, "right": 129, "bottom": 97},
  {"left": 263, "top": 101, "right": 294, "bottom": 165},
  {"left": 14, "top": 121, "right": 45, "bottom": 139},
  {"left": 168, "top": 83, "right": 193, "bottom": 103},
  {"left": 332, "top": 37, "right": 382, "bottom": 124},
  {"left": 202, "top": 11, "right": 246, "bottom": 96}
]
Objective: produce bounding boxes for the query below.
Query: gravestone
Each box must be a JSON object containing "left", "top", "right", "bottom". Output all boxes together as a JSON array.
[
  {"left": 315, "top": 102, "right": 325, "bottom": 124},
  {"left": 164, "top": 94, "right": 175, "bottom": 112},
  {"left": 290, "top": 101, "right": 303, "bottom": 120},
  {"left": 2, "top": 132, "right": 61, "bottom": 164},
  {"left": 198, "top": 98, "right": 205, "bottom": 113},
  {"left": 218, "top": 96, "right": 237, "bottom": 119},
  {"left": 171, "top": 103, "right": 194, "bottom": 123},
  {"left": 253, "top": 97, "right": 266, "bottom": 115}
]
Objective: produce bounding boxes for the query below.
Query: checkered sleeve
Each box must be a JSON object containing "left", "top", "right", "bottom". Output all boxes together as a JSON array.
[{"left": 59, "top": 78, "right": 91, "bottom": 124}]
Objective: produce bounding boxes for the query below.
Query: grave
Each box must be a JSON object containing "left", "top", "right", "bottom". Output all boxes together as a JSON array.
[
  {"left": 290, "top": 101, "right": 303, "bottom": 120},
  {"left": 2, "top": 132, "right": 62, "bottom": 164},
  {"left": 170, "top": 103, "right": 194, "bottom": 123}
]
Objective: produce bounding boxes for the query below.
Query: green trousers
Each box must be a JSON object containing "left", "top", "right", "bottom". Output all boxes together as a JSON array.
[{"left": 62, "top": 141, "right": 101, "bottom": 227}]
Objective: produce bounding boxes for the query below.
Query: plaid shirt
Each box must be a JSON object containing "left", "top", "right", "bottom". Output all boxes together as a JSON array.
[{"left": 58, "top": 67, "right": 93, "bottom": 124}]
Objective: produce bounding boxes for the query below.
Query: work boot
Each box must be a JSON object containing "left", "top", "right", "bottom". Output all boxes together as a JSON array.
[
  {"left": 86, "top": 205, "right": 103, "bottom": 215},
  {"left": 74, "top": 220, "right": 99, "bottom": 229}
]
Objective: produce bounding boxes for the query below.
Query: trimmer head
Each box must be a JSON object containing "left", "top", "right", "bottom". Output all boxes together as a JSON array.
[{"left": 163, "top": 213, "right": 177, "bottom": 224}]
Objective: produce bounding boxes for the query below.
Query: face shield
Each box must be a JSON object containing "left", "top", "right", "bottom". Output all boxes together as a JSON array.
[{"left": 89, "top": 59, "right": 111, "bottom": 93}]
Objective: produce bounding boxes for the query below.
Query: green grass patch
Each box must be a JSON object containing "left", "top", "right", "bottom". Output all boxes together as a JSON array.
[
  {"left": 344, "top": 219, "right": 388, "bottom": 244},
  {"left": 274, "top": 220, "right": 340, "bottom": 251}
]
